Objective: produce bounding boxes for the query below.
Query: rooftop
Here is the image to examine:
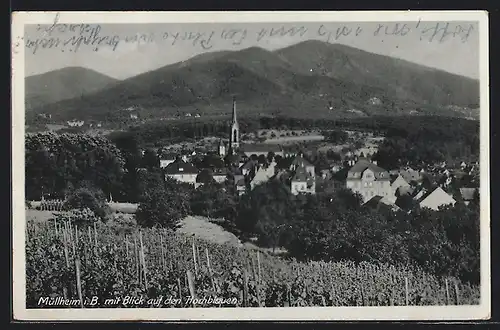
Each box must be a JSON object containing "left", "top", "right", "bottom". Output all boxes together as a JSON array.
[
  {"left": 347, "top": 160, "right": 390, "bottom": 181},
  {"left": 164, "top": 160, "right": 199, "bottom": 175}
]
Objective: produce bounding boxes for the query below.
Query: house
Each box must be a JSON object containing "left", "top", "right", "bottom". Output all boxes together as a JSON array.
[
  {"left": 418, "top": 187, "right": 456, "bottom": 211},
  {"left": 160, "top": 153, "right": 178, "bottom": 168},
  {"left": 290, "top": 154, "right": 315, "bottom": 177},
  {"left": 240, "top": 143, "right": 284, "bottom": 158},
  {"left": 67, "top": 120, "right": 84, "bottom": 127},
  {"left": 460, "top": 187, "right": 477, "bottom": 206},
  {"left": 164, "top": 160, "right": 199, "bottom": 185},
  {"left": 290, "top": 162, "right": 316, "bottom": 195},
  {"left": 235, "top": 177, "right": 247, "bottom": 194},
  {"left": 130, "top": 113, "right": 138, "bottom": 119},
  {"left": 250, "top": 162, "right": 276, "bottom": 190},
  {"left": 391, "top": 174, "right": 412, "bottom": 196},
  {"left": 212, "top": 168, "right": 227, "bottom": 183},
  {"left": 345, "top": 159, "right": 392, "bottom": 202}
]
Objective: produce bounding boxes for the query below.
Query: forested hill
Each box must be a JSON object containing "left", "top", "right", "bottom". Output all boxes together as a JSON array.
[
  {"left": 25, "top": 67, "right": 118, "bottom": 112},
  {"left": 27, "top": 40, "right": 479, "bottom": 123}
]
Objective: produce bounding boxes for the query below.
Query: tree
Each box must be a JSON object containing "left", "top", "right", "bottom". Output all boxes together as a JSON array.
[
  {"left": 267, "top": 151, "right": 275, "bottom": 163},
  {"left": 142, "top": 148, "right": 159, "bottom": 170},
  {"left": 395, "top": 194, "right": 417, "bottom": 211},
  {"left": 135, "top": 181, "right": 190, "bottom": 228},
  {"left": 25, "top": 132, "right": 125, "bottom": 200},
  {"left": 257, "top": 154, "right": 268, "bottom": 166},
  {"left": 196, "top": 169, "right": 215, "bottom": 185},
  {"left": 64, "top": 182, "right": 111, "bottom": 220}
]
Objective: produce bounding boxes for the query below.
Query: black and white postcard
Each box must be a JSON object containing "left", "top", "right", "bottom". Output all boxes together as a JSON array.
[{"left": 11, "top": 11, "right": 490, "bottom": 321}]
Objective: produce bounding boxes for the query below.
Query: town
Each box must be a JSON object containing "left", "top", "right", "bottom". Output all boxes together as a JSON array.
[{"left": 154, "top": 99, "right": 479, "bottom": 212}]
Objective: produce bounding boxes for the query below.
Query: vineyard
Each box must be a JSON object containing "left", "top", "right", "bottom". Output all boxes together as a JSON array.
[{"left": 26, "top": 218, "right": 480, "bottom": 308}]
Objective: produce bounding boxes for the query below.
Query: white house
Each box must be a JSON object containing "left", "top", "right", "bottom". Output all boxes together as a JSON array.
[
  {"left": 67, "top": 120, "right": 85, "bottom": 127},
  {"left": 164, "top": 160, "right": 199, "bottom": 185},
  {"left": 418, "top": 187, "right": 456, "bottom": 211},
  {"left": 290, "top": 163, "right": 316, "bottom": 195},
  {"left": 345, "top": 159, "right": 392, "bottom": 202},
  {"left": 249, "top": 162, "right": 276, "bottom": 190}
]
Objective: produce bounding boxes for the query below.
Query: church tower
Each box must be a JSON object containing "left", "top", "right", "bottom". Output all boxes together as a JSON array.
[
  {"left": 229, "top": 98, "right": 240, "bottom": 153},
  {"left": 218, "top": 138, "right": 226, "bottom": 157}
]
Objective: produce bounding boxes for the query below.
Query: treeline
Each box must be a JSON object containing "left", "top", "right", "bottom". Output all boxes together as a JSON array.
[
  {"left": 372, "top": 117, "right": 479, "bottom": 169},
  {"left": 107, "top": 115, "right": 479, "bottom": 156},
  {"left": 25, "top": 132, "right": 161, "bottom": 202},
  {"left": 25, "top": 132, "right": 125, "bottom": 200}
]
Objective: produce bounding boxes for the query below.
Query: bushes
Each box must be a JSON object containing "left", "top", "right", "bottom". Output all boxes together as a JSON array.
[
  {"left": 64, "top": 183, "right": 111, "bottom": 220},
  {"left": 53, "top": 208, "right": 99, "bottom": 226}
]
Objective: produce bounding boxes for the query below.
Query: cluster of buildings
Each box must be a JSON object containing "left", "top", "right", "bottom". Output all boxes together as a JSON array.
[
  {"left": 159, "top": 99, "right": 478, "bottom": 211},
  {"left": 345, "top": 157, "right": 478, "bottom": 211},
  {"left": 161, "top": 100, "right": 312, "bottom": 195}
]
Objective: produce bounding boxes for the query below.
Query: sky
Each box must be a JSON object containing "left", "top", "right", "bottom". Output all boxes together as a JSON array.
[{"left": 24, "top": 21, "right": 480, "bottom": 80}]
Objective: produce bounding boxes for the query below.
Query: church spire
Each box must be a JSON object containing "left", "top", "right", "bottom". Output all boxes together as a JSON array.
[
  {"left": 229, "top": 97, "right": 240, "bottom": 152},
  {"left": 232, "top": 97, "right": 237, "bottom": 124}
]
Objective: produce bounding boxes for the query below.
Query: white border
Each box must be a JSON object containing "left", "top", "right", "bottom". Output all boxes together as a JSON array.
[{"left": 11, "top": 10, "right": 490, "bottom": 321}]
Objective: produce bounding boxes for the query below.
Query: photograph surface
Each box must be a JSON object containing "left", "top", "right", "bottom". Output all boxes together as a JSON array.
[{"left": 11, "top": 11, "right": 490, "bottom": 321}]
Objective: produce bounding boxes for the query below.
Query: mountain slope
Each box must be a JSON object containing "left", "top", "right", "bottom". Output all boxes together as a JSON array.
[
  {"left": 26, "top": 41, "right": 480, "bottom": 123},
  {"left": 25, "top": 67, "right": 118, "bottom": 111},
  {"left": 275, "top": 40, "right": 479, "bottom": 107}
]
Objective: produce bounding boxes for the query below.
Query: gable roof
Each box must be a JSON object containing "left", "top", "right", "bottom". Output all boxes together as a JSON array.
[
  {"left": 292, "top": 164, "right": 315, "bottom": 185},
  {"left": 391, "top": 174, "right": 410, "bottom": 187},
  {"left": 164, "top": 160, "right": 198, "bottom": 175},
  {"left": 419, "top": 187, "right": 456, "bottom": 210},
  {"left": 347, "top": 160, "right": 390, "bottom": 181},
  {"left": 250, "top": 167, "right": 275, "bottom": 186}
]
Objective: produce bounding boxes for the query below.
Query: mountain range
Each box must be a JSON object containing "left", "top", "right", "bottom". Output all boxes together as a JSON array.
[{"left": 25, "top": 40, "right": 480, "bottom": 123}]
